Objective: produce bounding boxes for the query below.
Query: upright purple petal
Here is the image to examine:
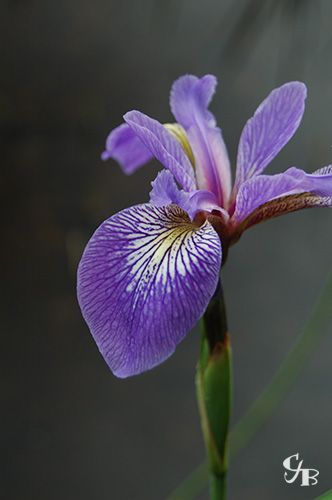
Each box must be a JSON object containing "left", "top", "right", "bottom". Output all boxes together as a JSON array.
[
  {"left": 233, "top": 82, "right": 307, "bottom": 199},
  {"left": 170, "top": 74, "right": 232, "bottom": 207},
  {"left": 77, "top": 203, "right": 222, "bottom": 377},
  {"left": 101, "top": 123, "right": 154, "bottom": 174},
  {"left": 170, "top": 74, "right": 217, "bottom": 127},
  {"left": 124, "top": 111, "right": 196, "bottom": 192}
]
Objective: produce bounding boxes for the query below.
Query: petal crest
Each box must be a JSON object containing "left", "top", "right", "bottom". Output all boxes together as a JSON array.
[
  {"left": 149, "top": 169, "right": 193, "bottom": 215},
  {"left": 149, "top": 170, "right": 227, "bottom": 222},
  {"left": 77, "top": 203, "right": 222, "bottom": 377}
]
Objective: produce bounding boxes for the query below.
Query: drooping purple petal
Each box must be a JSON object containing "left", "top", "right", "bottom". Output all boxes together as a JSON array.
[
  {"left": 170, "top": 74, "right": 232, "bottom": 207},
  {"left": 124, "top": 110, "right": 196, "bottom": 192},
  {"left": 101, "top": 123, "right": 154, "bottom": 174},
  {"left": 229, "top": 165, "right": 332, "bottom": 243},
  {"left": 233, "top": 82, "right": 307, "bottom": 199},
  {"left": 77, "top": 203, "right": 222, "bottom": 377}
]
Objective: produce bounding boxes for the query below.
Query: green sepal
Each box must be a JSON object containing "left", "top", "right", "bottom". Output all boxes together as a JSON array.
[{"left": 196, "top": 330, "right": 232, "bottom": 477}]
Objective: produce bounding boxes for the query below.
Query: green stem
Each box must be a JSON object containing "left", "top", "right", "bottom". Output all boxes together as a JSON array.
[
  {"left": 210, "top": 472, "right": 226, "bottom": 500},
  {"left": 202, "top": 280, "right": 228, "bottom": 350},
  {"left": 166, "top": 269, "right": 332, "bottom": 500},
  {"left": 196, "top": 281, "right": 231, "bottom": 500}
]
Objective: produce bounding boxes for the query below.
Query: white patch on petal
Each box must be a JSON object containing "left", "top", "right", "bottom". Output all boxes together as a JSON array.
[{"left": 77, "top": 203, "right": 222, "bottom": 377}]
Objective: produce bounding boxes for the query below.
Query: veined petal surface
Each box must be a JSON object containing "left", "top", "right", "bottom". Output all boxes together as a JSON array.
[
  {"left": 170, "top": 74, "right": 232, "bottom": 207},
  {"left": 230, "top": 193, "right": 332, "bottom": 245},
  {"left": 231, "top": 166, "right": 332, "bottom": 227},
  {"left": 101, "top": 123, "right": 154, "bottom": 174},
  {"left": 307, "top": 165, "right": 332, "bottom": 195},
  {"left": 77, "top": 203, "right": 222, "bottom": 377},
  {"left": 229, "top": 166, "right": 332, "bottom": 242},
  {"left": 233, "top": 82, "right": 307, "bottom": 198},
  {"left": 124, "top": 111, "right": 196, "bottom": 192},
  {"left": 315, "top": 165, "right": 332, "bottom": 176}
]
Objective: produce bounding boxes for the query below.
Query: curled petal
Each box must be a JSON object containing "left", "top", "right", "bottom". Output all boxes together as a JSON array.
[
  {"left": 233, "top": 82, "right": 307, "bottom": 198},
  {"left": 149, "top": 170, "right": 193, "bottom": 214},
  {"left": 149, "top": 170, "right": 227, "bottom": 222},
  {"left": 229, "top": 166, "right": 332, "bottom": 243},
  {"left": 170, "top": 74, "right": 232, "bottom": 207},
  {"left": 231, "top": 169, "right": 306, "bottom": 229},
  {"left": 188, "top": 190, "right": 229, "bottom": 223},
  {"left": 124, "top": 110, "right": 196, "bottom": 192},
  {"left": 77, "top": 203, "right": 222, "bottom": 377},
  {"left": 230, "top": 193, "right": 332, "bottom": 245},
  {"left": 101, "top": 123, "right": 154, "bottom": 174}
]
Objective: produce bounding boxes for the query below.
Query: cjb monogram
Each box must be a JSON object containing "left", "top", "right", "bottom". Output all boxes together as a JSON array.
[{"left": 283, "top": 453, "right": 319, "bottom": 486}]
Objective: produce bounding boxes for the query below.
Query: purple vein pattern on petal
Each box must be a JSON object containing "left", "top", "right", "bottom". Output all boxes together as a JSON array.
[
  {"left": 230, "top": 166, "right": 332, "bottom": 233},
  {"left": 230, "top": 192, "right": 332, "bottom": 245},
  {"left": 124, "top": 111, "right": 196, "bottom": 192},
  {"left": 314, "top": 165, "right": 332, "bottom": 176},
  {"left": 170, "top": 74, "right": 232, "bottom": 207},
  {"left": 309, "top": 165, "right": 332, "bottom": 195},
  {"left": 233, "top": 82, "right": 307, "bottom": 197},
  {"left": 101, "top": 123, "right": 154, "bottom": 174},
  {"left": 77, "top": 203, "right": 222, "bottom": 377}
]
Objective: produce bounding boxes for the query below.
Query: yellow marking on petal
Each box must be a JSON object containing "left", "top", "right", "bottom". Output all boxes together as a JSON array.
[
  {"left": 125, "top": 206, "right": 213, "bottom": 305},
  {"left": 164, "top": 123, "right": 196, "bottom": 168}
]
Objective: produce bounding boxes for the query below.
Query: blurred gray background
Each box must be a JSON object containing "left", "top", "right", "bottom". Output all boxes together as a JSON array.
[{"left": 1, "top": 1, "right": 332, "bottom": 499}]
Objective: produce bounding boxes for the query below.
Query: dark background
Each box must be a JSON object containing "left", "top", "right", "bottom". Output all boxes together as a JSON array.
[{"left": 1, "top": 1, "right": 332, "bottom": 499}]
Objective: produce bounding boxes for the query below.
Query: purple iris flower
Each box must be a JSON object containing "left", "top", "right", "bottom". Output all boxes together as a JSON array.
[{"left": 77, "top": 74, "right": 332, "bottom": 378}]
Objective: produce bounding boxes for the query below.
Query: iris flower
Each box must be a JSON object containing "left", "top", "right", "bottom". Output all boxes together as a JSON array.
[{"left": 77, "top": 74, "right": 332, "bottom": 378}]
